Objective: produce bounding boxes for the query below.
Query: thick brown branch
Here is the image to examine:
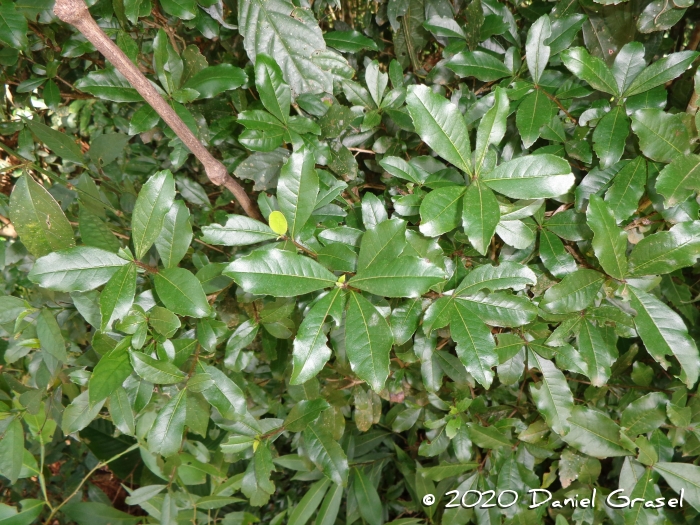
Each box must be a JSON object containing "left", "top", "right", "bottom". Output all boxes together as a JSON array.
[{"left": 53, "top": 0, "right": 262, "bottom": 221}]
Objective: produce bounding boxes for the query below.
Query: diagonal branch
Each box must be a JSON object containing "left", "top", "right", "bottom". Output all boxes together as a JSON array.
[{"left": 53, "top": 0, "right": 262, "bottom": 221}]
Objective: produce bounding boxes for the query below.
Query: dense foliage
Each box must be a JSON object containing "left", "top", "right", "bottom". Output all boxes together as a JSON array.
[{"left": 1, "top": 0, "right": 700, "bottom": 523}]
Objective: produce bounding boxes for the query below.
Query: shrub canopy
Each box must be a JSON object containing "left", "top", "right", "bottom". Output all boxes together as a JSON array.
[{"left": 1, "top": 0, "right": 700, "bottom": 523}]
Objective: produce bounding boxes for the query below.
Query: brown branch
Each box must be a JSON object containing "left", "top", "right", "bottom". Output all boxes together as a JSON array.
[{"left": 53, "top": 0, "right": 262, "bottom": 221}]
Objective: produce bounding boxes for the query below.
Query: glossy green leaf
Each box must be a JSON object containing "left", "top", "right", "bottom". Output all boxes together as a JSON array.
[
  {"left": 278, "top": 148, "right": 319, "bottom": 240},
  {"left": 99, "top": 263, "right": 136, "bottom": 331},
  {"left": 528, "top": 350, "right": 574, "bottom": 435},
  {"left": 448, "top": 50, "right": 513, "bottom": 82},
  {"left": 540, "top": 269, "right": 604, "bottom": 314},
  {"left": 353, "top": 468, "right": 383, "bottom": 525},
  {"left": 89, "top": 339, "right": 133, "bottom": 403},
  {"left": 655, "top": 154, "right": 700, "bottom": 207},
  {"left": 653, "top": 462, "right": 700, "bottom": 511},
  {"left": 604, "top": 156, "right": 646, "bottom": 222},
  {"left": 148, "top": 388, "right": 187, "bottom": 457},
  {"left": 36, "top": 308, "right": 67, "bottom": 362},
  {"left": 304, "top": 425, "right": 349, "bottom": 486},
  {"left": 628, "top": 221, "right": 700, "bottom": 276},
  {"left": 0, "top": 418, "right": 24, "bottom": 484},
  {"left": 201, "top": 365, "right": 247, "bottom": 418},
  {"left": 592, "top": 106, "right": 629, "bottom": 169},
  {"left": 154, "top": 201, "right": 192, "bottom": 269},
  {"left": 350, "top": 256, "right": 444, "bottom": 298},
  {"left": 154, "top": 267, "right": 210, "bottom": 318},
  {"left": 560, "top": 47, "right": 618, "bottom": 96},
  {"left": 624, "top": 51, "right": 699, "bottom": 97},
  {"left": 419, "top": 186, "right": 466, "bottom": 237},
  {"left": 630, "top": 109, "right": 690, "bottom": 163},
  {"left": 462, "top": 182, "right": 500, "bottom": 256},
  {"left": 131, "top": 170, "right": 176, "bottom": 259},
  {"left": 451, "top": 300, "right": 497, "bottom": 389},
  {"left": 29, "top": 247, "right": 129, "bottom": 292},
  {"left": 201, "top": 215, "right": 278, "bottom": 246},
  {"left": 562, "top": 406, "right": 632, "bottom": 458},
  {"left": 526, "top": 15, "right": 551, "bottom": 84},
  {"left": 26, "top": 120, "right": 83, "bottom": 164},
  {"left": 130, "top": 350, "right": 187, "bottom": 384},
  {"left": 587, "top": 195, "right": 628, "bottom": 280},
  {"left": 284, "top": 399, "right": 330, "bottom": 432},
  {"left": 182, "top": 64, "right": 246, "bottom": 99},
  {"left": 482, "top": 154, "right": 574, "bottom": 199}
]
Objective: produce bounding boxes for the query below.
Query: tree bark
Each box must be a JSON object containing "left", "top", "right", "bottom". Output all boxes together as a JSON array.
[{"left": 53, "top": 0, "right": 262, "bottom": 221}]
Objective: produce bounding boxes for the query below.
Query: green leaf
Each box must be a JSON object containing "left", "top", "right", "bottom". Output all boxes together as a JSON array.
[
  {"left": 562, "top": 406, "right": 632, "bottom": 458},
  {"left": 451, "top": 300, "right": 497, "bottom": 389},
  {"left": 456, "top": 261, "right": 537, "bottom": 295},
  {"left": 182, "top": 64, "right": 246, "bottom": 99},
  {"left": 324, "top": 31, "right": 379, "bottom": 53},
  {"left": 462, "top": 181, "right": 500, "bottom": 256},
  {"left": 154, "top": 267, "right": 211, "bottom": 318},
  {"left": 353, "top": 468, "right": 383, "bottom": 525},
  {"left": 90, "top": 133, "right": 130, "bottom": 166},
  {"left": 0, "top": 3, "right": 27, "bottom": 49},
  {"left": 315, "top": 482, "right": 343, "bottom": 525},
  {"left": 349, "top": 257, "right": 444, "bottom": 298},
  {"left": 604, "top": 156, "right": 646, "bottom": 222},
  {"left": 255, "top": 54, "right": 290, "bottom": 123},
  {"left": 624, "top": 51, "right": 699, "bottom": 97},
  {"left": 201, "top": 365, "right": 247, "bottom": 418},
  {"left": 225, "top": 250, "right": 336, "bottom": 297},
  {"left": 128, "top": 105, "right": 160, "bottom": 135},
  {"left": 238, "top": 0, "right": 330, "bottom": 95},
  {"left": 148, "top": 306, "right": 181, "bottom": 337},
  {"left": 655, "top": 154, "right": 700, "bottom": 207},
  {"left": 466, "top": 423, "right": 512, "bottom": 448},
  {"left": 406, "top": 85, "right": 472, "bottom": 175},
  {"left": 0, "top": 297, "right": 27, "bottom": 325},
  {"left": 79, "top": 209, "right": 120, "bottom": 253},
  {"left": 516, "top": 89, "right": 557, "bottom": 150},
  {"left": 291, "top": 288, "right": 346, "bottom": 385},
  {"left": 131, "top": 170, "right": 176, "bottom": 259},
  {"left": 130, "top": 350, "right": 187, "bottom": 384},
  {"left": 448, "top": 50, "right": 513, "bottom": 82},
  {"left": 587, "top": 195, "right": 628, "bottom": 280},
  {"left": 419, "top": 186, "right": 466, "bottom": 237},
  {"left": 9, "top": 174, "right": 75, "bottom": 257},
  {"left": 345, "top": 291, "right": 394, "bottom": 392},
  {"left": 474, "top": 87, "right": 509, "bottom": 174},
  {"left": 611, "top": 42, "right": 646, "bottom": 95},
  {"left": 36, "top": 308, "right": 67, "bottom": 362},
  {"left": 456, "top": 292, "right": 537, "bottom": 328},
  {"left": 366, "top": 60, "right": 387, "bottom": 108},
  {"left": 540, "top": 269, "right": 605, "bottom": 314},
  {"left": 62, "top": 391, "right": 105, "bottom": 435},
  {"left": 357, "top": 218, "right": 407, "bottom": 270},
  {"left": 109, "top": 387, "right": 135, "bottom": 436},
  {"left": 201, "top": 215, "right": 278, "bottom": 246},
  {"left": 526, "top": 15, "right": 551, "bottom": 84},
  {"left": 653, "top": 462, "right": 700, "bottom": 511},
  {"left": 147, "top": 388, "right": 187, "bottom": 457},
  {"left": 278, "top": 148, "right": 319, "bottom": 240},
  {"left": 160, "top": 0, "right": 197, "bottom": 19},
  {"left": 539, "top": 229, "right": 577, "bottom": 278},
  {"left": 544, "top": 209, "right": 592, "bottom": 241},
  {"left": 154, "top": 201, "right": 192, "bottom": 269},
  {"left": 75, "top": 69, "right": 142, "bottom": 102},
  {"left": 628, "top": 221, "right": 700, "bottom": 276},
  {"left": 627, "top": 285, "right": 699, "bottom": 388},
  {"left": 592, "top": 106, "right": 629, "bottom": 169},
  {"left": 99, "top": 264, "right": 136, "bottom": 331},
  {"left": 528, "top": 350, "right": 574, "bottom": 435},
  {"left": 288, "top": 478, "right": 331, "bottom": 525},
  {"left": 284, "top": 399, "right": 330, "bottom": 432},
  {"left": 304, "top": 425, "right": 349, "bottom": 486},
  {"left": 29, "top": 247, "right": 129, "bottom": 292},
  {"left": 89, "top": 339, "right": 133, "bottom": 403},
  {"left": 621, "top": 392, "right": 668, "bottom": 436},
  {"left": 26, "top": 120, "right": 83, "bottom": 164},
  {"left": 0, "top": 418, "right": 24, "bottom": 484},
  {"left": 560, "top": 47, "right": 618, "bottom": 96},
  {"left": 630, "top": 109, "right": 690, "bottom": 163},
  {"left": 482, "top": 154, "right": 574, "bottom": 199},
  {"left": 577, "top": 319, "right": 617, "bottom": 387}
]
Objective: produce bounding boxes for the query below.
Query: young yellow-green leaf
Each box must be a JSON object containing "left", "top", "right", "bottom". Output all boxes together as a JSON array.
[
  {"left": 630, "top": 109, "right": 690, "bottom": 163},
  {"left": 653, "top": 462, "right": 700, "bottom": 511},
  {"left": 560, "top": 47, "right": 618, "bottom": 96},
  {"left": 291, "top": 288, "right": 346, "bottom": 385},
  {"left": 587, "top": 195, "right": 628, "bottom": 280},
  {"left": 99, "top": 263, "right": 136, "bottom": 331},
  {"left": 451, "top": 301, "right": 497, "bottom": 389},
  {"left": 629, "top": 221, "right": 700, "bottom": 276},
  {"left": 655, "top": 154, "right": 700, "bottom": 207},
  {"left": 562, "top": 406, "right": 633, "bottom": 458},
  {"left": 154, "top": 267, "right": 210, "bottom": 318},
  {"left": 147, "top": 388, "right": 187, "bottom": 457},
  {"left": 9, "top": 174, "right": 75, "bottom": 257},
  {"left": 462, "top": 182, "right": 500, "bottom": 256},
  {"left": 406, "top": 85, "right": 472, "bottom": 175},
  {"left": 284, "top": 399, "right": 330, "bottom": 432},
  {"left": 474, "top": 87, "right": 509, "bottom": 174},
  {"left": 130, "top": 350, "right": 187, "bottom": 384},
  {"left": 154, "top": 201, "right": 192, "bottom": 269},
  {"left": 303, "top": 425, "right": 348, "bottom": 486},
  {"left": 345, "top": 291, "right": 393, "bottom": 392},
  {"left": 29, "top": 247, "right": 129, "bottom": 292},
  {"left": 604, "top": 156, "right": 646, "bottom": 222},
  {"left": 26, "top": 120, "right": 84, "bottom": 164},
  {"left": 628, "top": 285, "right": 699, "bottom": 388},
  {"left": 201, "top": 214, "right": 278, "bottom": 246},
  {"left": 131, "top": 170, "right": 176, "bottom": 259},
  {"left": 515, "top": 89, "right": 557, "bottom": 149},
  {"left": 268, "top": 210, "right": 288, "bottom": 236},
  {"left": 349, "top": 256, "right": 444, "bottom": 298},
  {"left": 36, "top": 308, "right": 67, "bottom": 362},
  {"left": 225, "top": 249, "right": 336, "bottom": 297},
  {"left": 592, "top": 106, "right": 629, "bottom": 169},
  {"left": 528, "top": 350, "right": 574, "bottom": 435},
  {"left": 482, "top": 154, "right": 574, "bottom": 199},
  {"left": 277, "top": 148, "right": 319, "bottom": 240},
  {"left": 540, "top": 269, "right": 605, "bottom": 314},
  {"left": 419, "top": 186, "right": 466, "bottom": 237}
]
